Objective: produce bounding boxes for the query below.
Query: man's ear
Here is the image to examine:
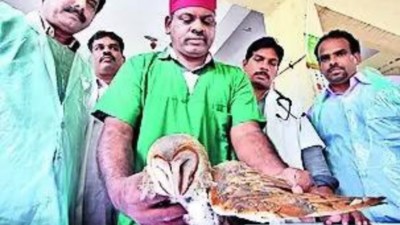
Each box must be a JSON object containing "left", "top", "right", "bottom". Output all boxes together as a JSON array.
[
  {"left": 242, "top": 59, "right": 248, "bottom": 68},
  {"left": 165, "top": 15, "right": 172, "bottom": 35},
  {"left": 122, "top": 55, "right": 126, "bottom": 63},
  {"left": 352, "top": 52, "right": 361, "bottom": 64}
]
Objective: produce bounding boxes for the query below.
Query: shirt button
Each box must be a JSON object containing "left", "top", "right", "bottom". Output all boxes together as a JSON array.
[{"left": 61, "top": 121, "right": 65, "bottom": 129}]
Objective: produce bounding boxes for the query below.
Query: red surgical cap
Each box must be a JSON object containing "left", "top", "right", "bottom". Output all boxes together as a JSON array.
[{"left": 170, "top": 0, "right": 217, "bottom": 14}]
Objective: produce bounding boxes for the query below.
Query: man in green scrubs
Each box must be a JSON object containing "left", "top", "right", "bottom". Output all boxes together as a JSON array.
[{"left": 93, "top": 0, "right": 313, "bottom": 224}]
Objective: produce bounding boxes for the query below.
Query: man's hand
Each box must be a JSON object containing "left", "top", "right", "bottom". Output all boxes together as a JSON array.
[
  {"left": 230, "top": 122, "right": 312, "bottom": 193},
  {"left": 97, "top": 117, "right": 187, "bottom": 224},
  {"left": 276, "top": 167, "right": 313, "bottom": 193},
  {"left": 111, "top": 172, "right": 187, "bottom": 225},
  {"left": 309, "top": 186, "right": 370, "bottom": 225},
  {"left": 322, "top": 211, "right": 370, "bottom": 225}
]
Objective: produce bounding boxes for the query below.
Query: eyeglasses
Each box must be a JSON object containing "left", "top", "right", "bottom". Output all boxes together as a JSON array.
[{"left": 275, "top": 90, "right": 298, "bottom": 121}]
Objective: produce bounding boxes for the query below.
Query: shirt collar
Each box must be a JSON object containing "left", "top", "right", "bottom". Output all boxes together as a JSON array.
[
  {"left": 159, "top": 45, "right": 214, "bottom": 72},
  {"left": 258, "top": 89, "right": 270, "bottom": 103},
  {"left": 96, "top": 77, "right": 109, "bottom": 89},
  {"left": 41, "top": 17, "right": 80, "bottom": 52},
  {"left": 27, "top": 11, "right": 80, "bottom": 52},
  {"left": 323, "top": 71, "right": 371, "bottom": 98}
]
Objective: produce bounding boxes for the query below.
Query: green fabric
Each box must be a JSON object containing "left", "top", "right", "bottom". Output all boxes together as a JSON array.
[
  {"left": 0, "top": 3, "right": 94, "bottom": 224},
  {"left": 94, "top": 52, "right": 264, "bottom": 225},
  {"left": 47, "top": 37, "right": 75, "bottom": 103}
]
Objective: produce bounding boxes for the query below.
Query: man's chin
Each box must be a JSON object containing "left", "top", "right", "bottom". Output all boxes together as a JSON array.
[
  {"left": 251, "top": 81, "right": 270, "bottom": 91},
  {"left": 183, "top": 47, "right": 209, "bottom": 57},
  {"left": 184, "top": 52, "right": 208, "bottom": 59},
  {"left": 327, "top": 73, "right": 347, "bottom": 83},
  {"left": 99, "top": 66, "right": 117, "bottom": 74},
  {"left": 59, "top": 20, "right": 87, "bottom": 34}
]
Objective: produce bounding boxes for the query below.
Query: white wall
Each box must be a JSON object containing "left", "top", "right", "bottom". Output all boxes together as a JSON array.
[
  {"left": 214, "top": 6, "right": 266, "bottom": 66},
  {"left": 4, "top": 0, "right": 234, "bottom": 60}
]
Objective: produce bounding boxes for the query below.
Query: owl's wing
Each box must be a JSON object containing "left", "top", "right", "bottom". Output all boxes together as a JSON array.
[{"left": 210, "top": 161, "right": 384, "bottom": 223}]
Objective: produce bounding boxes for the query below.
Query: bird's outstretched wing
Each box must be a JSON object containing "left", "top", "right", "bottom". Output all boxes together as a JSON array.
[{"left": 210, "top": 161, "right": 385, "bottom": 223}]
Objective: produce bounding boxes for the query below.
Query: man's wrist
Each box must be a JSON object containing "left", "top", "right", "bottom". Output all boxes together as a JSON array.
[
  {"left": 107, "top": 176, "right": 126, "bottom": 210},
  {"left": 311, "top": 185, "right": 334, "bottom": 196},
  {"left": 274, "top": 165, "right": 293, "bottom": 177},
  {"left": 313, "top": 174, "right": 339, "bottom": 190}
]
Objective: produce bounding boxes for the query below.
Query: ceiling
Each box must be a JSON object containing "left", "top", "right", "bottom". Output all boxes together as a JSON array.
[
  {"left": 5, "top": 0, "right": 399, "bottom": 75},
  {"left": 214, "top": 5, "right": 266, "bottom": 66},
  {"left": 316, "top": 4, "right": 400, "bottom": 75},
  {"left": 222, "top": 0, "right": 288, "bottom": 15}
]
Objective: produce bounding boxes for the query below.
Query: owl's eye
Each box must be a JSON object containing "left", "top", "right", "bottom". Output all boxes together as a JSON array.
[{"left": 185, "top": 196, "right": 193, "bottom": 203}]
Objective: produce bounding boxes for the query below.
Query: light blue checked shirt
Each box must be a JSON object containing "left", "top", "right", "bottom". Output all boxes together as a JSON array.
[{"left": 309, "top": 68, "right": 400, "bottom": 222}]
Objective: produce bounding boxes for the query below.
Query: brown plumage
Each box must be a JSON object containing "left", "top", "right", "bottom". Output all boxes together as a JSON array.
[
  {"left": 210, "top": 160, "right": 385, "bottom": 223},
  {"left": 140, "top": 134, "right": 385, "bottom": 225}
]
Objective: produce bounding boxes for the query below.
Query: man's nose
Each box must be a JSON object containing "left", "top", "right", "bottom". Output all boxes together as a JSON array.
[
  {"left": 73, "top": 0, "right": 87, "bottom": 10},
  {"left": 191, "top": 19, "right": 204, "bottom": 34},
  {"left": 329, "top": 55, "right": 339, "bottom": 66},
  {"left": 260, "top": 61, "right": 270, "bottom": 71},
  {"left": 102, "top": 48, "right": 112, "bottom": 55}
]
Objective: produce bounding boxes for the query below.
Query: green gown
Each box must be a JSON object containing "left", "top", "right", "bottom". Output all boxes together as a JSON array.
[{"left": 94, "top": 51, "right": 265, "bottom": 225}]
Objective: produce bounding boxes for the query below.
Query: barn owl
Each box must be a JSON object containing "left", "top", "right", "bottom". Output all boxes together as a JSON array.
[
  {"left": 140, "top": 134, "right": 384, "bottom": 225},
  {"left": 140, "top": 134, "right": 219, "bottom": 225}
]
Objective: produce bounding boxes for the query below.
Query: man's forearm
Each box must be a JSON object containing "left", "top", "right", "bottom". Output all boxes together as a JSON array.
[
  {"left": 231, "top": 122, "right": 287, "bottom": 175},
  {"left": 302, "top": 146, "right": 339, "bottom": 190},
  {"left": 97, "top": 117, "right": 135, "bottom": 207}
]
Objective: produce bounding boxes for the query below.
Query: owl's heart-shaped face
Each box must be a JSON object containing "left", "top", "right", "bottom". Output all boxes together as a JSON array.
[
  {"left": 150, "top": 146, "right": 199, "bottom": 197},
  {"left": 146, "top": 134, "right": 212, "bottom": 199}
]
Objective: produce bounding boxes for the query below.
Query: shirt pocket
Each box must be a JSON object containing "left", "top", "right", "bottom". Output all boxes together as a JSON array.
[{"left": 211, "top": 104, "right": 231, "bottom": 140}]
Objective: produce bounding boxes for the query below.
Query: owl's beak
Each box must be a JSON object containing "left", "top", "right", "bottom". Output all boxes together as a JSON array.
[
  {"left": 150, "top": 148, "right": 199, "bottom": 198},
  {"left": 171, "top": 149, "right": 198, "bottom": 196}
]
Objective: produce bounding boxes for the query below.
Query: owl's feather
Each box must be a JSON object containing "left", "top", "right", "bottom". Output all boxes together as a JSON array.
[
  {"left": 210, "top": 161, "right": 385, "bottom": 223},
  {"left": 141, "top": 134, "right": 385, "bottom": 225}
]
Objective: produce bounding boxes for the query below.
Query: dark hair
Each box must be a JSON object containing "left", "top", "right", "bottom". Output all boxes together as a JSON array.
[
  {"left": 314, "top": 30, "right": 360, "bottom": 60},
  {"left": 245, "top": 37, "right": 284, "bottom": 65},
  {"left": 87, "top": 30, "right": 125, "bottom": 53},
  {"left": 96, "top": 0, "right": 106, "bottom": 14}
]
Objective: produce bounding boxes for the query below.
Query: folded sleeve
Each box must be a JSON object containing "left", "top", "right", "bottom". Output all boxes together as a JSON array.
[
  {"left": 230, "top": 69, "right": 265, "bottom": 127},
  {"left": 93, "top": 54, "right": 155, "bottom": 128}
]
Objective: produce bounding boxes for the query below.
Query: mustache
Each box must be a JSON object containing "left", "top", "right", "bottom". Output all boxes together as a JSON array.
[
  {"left": 328, "top": 65, "right": 345, "bottom": 73},
  {"left": 100, "top": 53, "right": 116, "bottom": 63},
  {"left": 64, "top": 6, "right": 86, "bottom": 23},
  {"left": 254, "top": 71, "right": 268, "bottom": 76}
]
